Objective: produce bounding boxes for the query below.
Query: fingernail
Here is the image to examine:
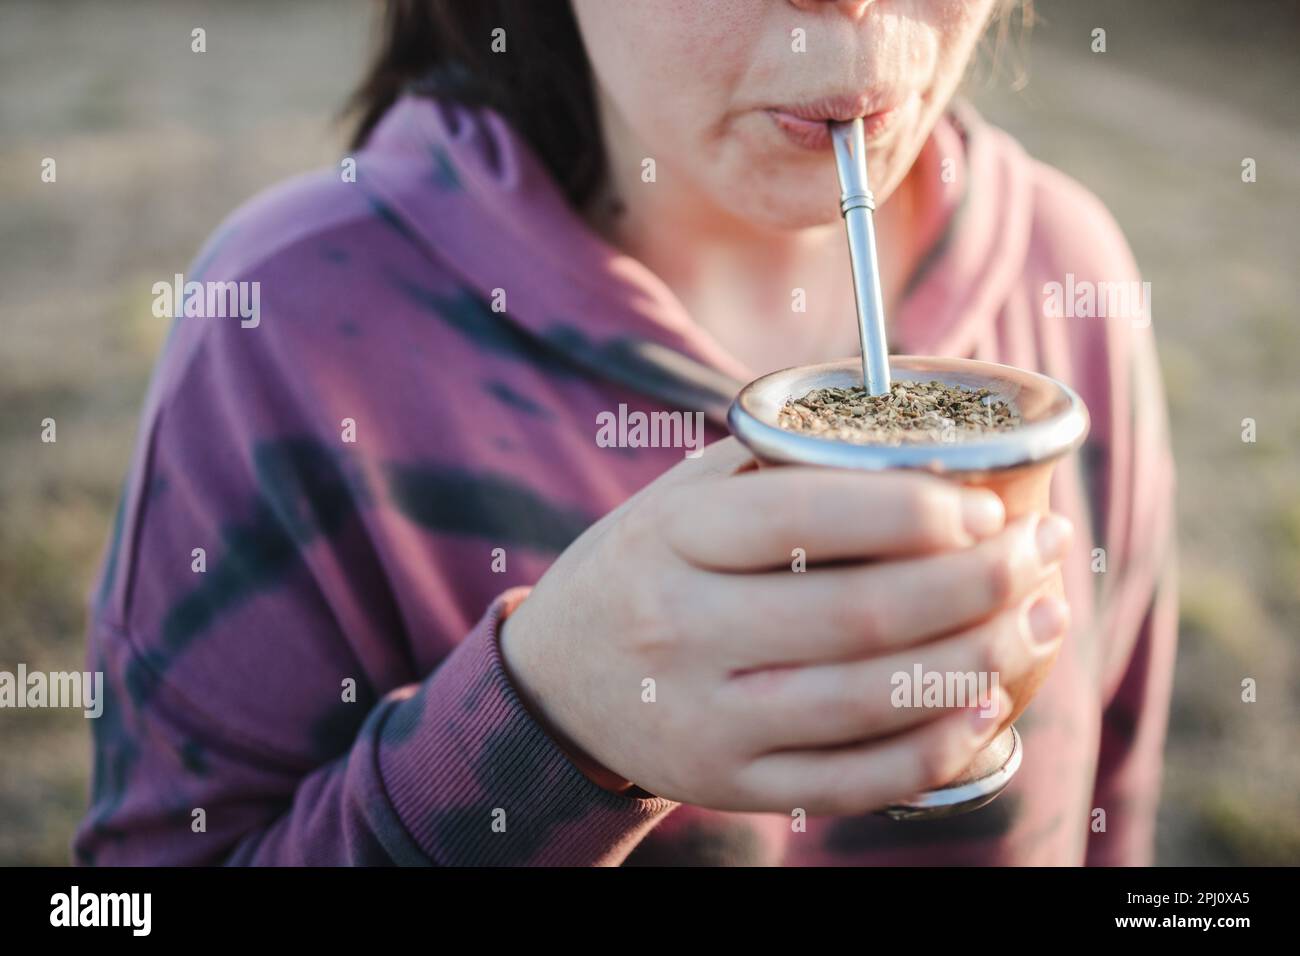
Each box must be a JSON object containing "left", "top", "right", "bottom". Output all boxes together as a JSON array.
[
  {"left": 1026, "top": 594, "right": 1069, "bottom": 646},
  {"left": 969, "top": 690, "right": 1007, "bottom": 739},
  {"left": 961, "top": 491, "right": 1005, "bottom": 539},
  {"left": 1034, "top": 514, "right": 1072, "bottom": 565}
]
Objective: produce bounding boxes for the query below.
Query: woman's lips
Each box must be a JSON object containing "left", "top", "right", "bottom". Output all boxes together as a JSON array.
[{"left": 765, "top": 92, "right": 916, "bottom": 151}]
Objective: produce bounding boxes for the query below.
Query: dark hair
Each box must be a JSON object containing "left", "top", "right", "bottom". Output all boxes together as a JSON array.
[
  {"left": 347, "top": 1, "right": 605, "bottom": 209},
  {"left": 347, "top": 2, "right": 1033, "bottom": 211}
]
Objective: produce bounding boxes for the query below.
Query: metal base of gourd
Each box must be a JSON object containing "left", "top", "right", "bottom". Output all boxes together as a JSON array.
[{"left": 879, "top": 725, "right": 1022, "bottom": 821}]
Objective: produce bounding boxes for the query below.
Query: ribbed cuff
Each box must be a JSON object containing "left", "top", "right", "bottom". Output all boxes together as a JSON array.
[{"left": 378, "top": 589, "right": 678, "bottom": 865}]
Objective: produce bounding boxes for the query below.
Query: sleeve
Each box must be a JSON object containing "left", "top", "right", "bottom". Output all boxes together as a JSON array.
[
  {"left": 76, "top": 591, "right": 675, "bottom": 867},
  {"left": 1084, "top": 319, "right": 1179, "bottom": 867},
  {"left": 73, "top": 238, "right": 676, "bottom": 866}
]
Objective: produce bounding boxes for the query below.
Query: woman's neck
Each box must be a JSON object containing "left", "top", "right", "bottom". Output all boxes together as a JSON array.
[{"left": 583, "top": 101, "right": 925, "bottom": 376}]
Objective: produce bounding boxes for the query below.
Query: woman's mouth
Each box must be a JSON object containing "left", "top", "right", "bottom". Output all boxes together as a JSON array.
[{"left": 765, "top": 91, "right": 916, "bottom": 151}]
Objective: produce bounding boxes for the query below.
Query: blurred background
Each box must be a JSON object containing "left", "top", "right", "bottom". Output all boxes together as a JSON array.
[{"left": 0, "top": 0, "right": 1297, "bottom": 865}]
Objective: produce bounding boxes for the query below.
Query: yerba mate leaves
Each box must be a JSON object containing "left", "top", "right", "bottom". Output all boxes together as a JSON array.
[{"left": 777, "top": 380, "right": 1021, "bottom": 446}]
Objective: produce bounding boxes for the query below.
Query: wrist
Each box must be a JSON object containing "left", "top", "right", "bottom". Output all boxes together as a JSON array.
[{"left": 496, "top": 597, "right": 641, "bottom": 795}]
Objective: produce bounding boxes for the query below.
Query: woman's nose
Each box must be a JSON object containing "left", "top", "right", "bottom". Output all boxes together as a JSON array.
[{"left": 787, "top": 0, "right": 877, "bottom": 18}]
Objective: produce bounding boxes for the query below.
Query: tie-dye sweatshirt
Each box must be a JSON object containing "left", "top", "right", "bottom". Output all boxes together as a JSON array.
[{"left": 75, "top": 94, "right": 1177, "bottom": 866}]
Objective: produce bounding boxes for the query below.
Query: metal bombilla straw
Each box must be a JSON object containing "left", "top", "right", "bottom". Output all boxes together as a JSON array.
[{"left": 830, "top": 118, "right": 892, "bottom": 397}]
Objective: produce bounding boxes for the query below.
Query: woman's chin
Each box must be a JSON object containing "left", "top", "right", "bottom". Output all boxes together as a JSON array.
[
  {"left": 712, "top": 157, "right": 903, "bottom": 232},
  {"left": 718, "top": 192, "right": 850, "bottom": 233}
]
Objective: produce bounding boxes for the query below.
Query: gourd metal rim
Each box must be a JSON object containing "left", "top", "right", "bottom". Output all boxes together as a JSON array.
[
  {"left": 879, "top": 726, "right": 1023, "bottom": 820},
  {"left": 728, "top": 355, "right": 1090, "bottom": 477}
]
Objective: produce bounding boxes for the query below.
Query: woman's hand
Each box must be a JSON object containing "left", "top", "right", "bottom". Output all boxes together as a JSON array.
[{"left": 499, "top": 437, "right": 1072, "bottom": 815}]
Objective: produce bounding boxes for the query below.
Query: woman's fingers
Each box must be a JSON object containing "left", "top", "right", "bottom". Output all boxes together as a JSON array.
[
  {"left": 699, "top": 513, "right": 1072, "bottom": 668},
  {"left": 716, "top": 592, "right": 1069, "bottom": 752},
  {"left": 734, "top": 688, "right": 1013, "bottom": 816},
  {"left": 661, "top": 467, "right": 1006, "bottom": 570},
  {"left": 658, "top": 435, "right": 758, "bottom": 485}
]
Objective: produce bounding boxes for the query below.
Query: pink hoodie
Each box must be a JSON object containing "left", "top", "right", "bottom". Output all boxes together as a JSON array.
[{"left": 76, "top": 95, "right": 1176, "bottom": 866}]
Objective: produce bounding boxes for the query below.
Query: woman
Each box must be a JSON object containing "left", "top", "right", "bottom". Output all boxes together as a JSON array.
[{"left": 77, "top": 0, "right": 1177, "bottom": 865}]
